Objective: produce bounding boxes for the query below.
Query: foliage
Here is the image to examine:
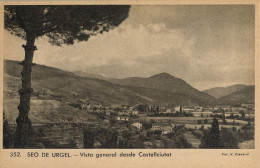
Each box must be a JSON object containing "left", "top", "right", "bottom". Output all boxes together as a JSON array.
[
  {"left": 154, "top": 130, "right": 162, "bottom": 135},
  {"left": 219, "top": 128, "right": 239, "bottom": 148},
  {"left": 118, "top": 139, "right": 127, "bottom": 148},
  {"left": 83, "top": 129, "right": 95, "bottom": 148},
  {"left": 199, "top": 118, "right": 250, "bottom": 149},
  {"left": 127, "top": 140, "right": 145, "bottom": 148},
  {"left": 122, "top": 130, "right": 131, "bottom": 140},
  {"left": 240, "top": 111, "right": 246, "bottom": 120},
  {"left": 146, "top": 130, "right": 155, "bottom": 138},
  {"left": 200, "top": 125, "right": 204, "bottom": 130},
  {"left": 200, "top": 118, "right": 220, "bottom": 148},
  {"left": 5, "top": 5, "right": 130, "bottom": 147},
  {"left": 109, "top": 118, "right": 116, "bottom": 125},
  {"left": 136, "top": 104, "right": 149, "bottom": 112},
  {"left": 173, "top": 135, "right": 192, "bottom": 148},
  {"left": 5, "top": 5, "right": 130, "bottom": 45},
  {"left": 173, "top": 124, "right": 186, "bottom": 134},
  {"left": 237, "top": 122, "right": 254, "bottom": 141},
  {"left": 94, "top": 112, "right": 105, "bottom": 120},
  {"left": 3, "top": 112, "right": 14, "bottom": 148},
  {"left": 105, "top": 130, "right": 118, "bottom": 148},
  {"left": 139, "top": 134, "right": 148, "bottom": 141},
  {"left": 142, "top": 122, "right": 153, "bottom": 129}
]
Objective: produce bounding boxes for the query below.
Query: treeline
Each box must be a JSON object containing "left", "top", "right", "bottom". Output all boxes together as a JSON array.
[
  {"left": 83, "top": 124, "right": 192, "bottom": 149},
  {"left": 3, "top": 112, "right": 14, "bottom": 148},
  {"left": 83, "top": 128, "right": 129, "bottom": 148},
  {"left": 197, "top": 118, "right": 254, "bottom": 148}
]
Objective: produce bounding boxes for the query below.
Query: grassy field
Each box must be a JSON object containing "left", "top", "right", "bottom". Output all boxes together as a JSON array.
[
  {"left": 142, "top": 116, "right": 213, "bottom": 124},
  {"left": 141, "top": 116, "right": 248, "bottom": 129}
]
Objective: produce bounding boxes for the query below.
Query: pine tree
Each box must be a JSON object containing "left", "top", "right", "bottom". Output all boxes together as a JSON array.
[
  {"left": 5, "top": 5, "right": 130, "bottom": 148},
  {"left": 210, "top": 118, "right": 220, "bottom": 148},
  {"left": 200, "top": 118, "right": 220, "bottom": 148}
]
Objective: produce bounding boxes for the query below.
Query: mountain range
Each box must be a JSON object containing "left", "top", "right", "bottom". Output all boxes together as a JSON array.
[
  {"left": 216, "top": 86, "right": 255, "bottom": 105},
  {"left": 4, "top": 60, "right": 254, "bottom": 106},
  {"left": 109, "top": 73, "right": 215, "bottom": 104},
  {"left": 203, "top": 84, "right": 249, "bottom": 99}
]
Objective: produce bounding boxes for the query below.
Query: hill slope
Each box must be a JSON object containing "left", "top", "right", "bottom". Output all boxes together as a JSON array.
[
  {"left": 203, "top": 84, "right": 248, "bottom": 99},
  {"left": 110, "top": 72, "right": 215, "bottom": 104},
  {"left": 216, "top": 86, "right": 255, "bottom": 105},
  {"left": 4, "top": 60, "right": 150, "bottom": 106},
  {"left": 4, "top": 60, "right": 214, "bottom": 106},
  {"left": 73, "top": 71, "right": 109, "bottom": 81}
]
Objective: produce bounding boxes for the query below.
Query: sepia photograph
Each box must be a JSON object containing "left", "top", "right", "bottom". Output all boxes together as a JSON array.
[{"left": 2, "top": 4, "right": 256, "bottom": 150}]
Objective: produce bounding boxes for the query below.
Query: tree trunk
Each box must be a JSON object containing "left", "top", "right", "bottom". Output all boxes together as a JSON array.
[{"left": 14, "top": 34, "right": 36, "bottom": 148}]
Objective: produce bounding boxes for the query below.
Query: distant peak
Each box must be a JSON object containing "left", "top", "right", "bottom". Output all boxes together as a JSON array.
[{"left": 149, "top": 72, "right": 174, "bottom": 79}]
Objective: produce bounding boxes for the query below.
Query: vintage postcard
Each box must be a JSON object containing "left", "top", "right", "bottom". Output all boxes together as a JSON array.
[{"left": 0, "top": 0, "right": 259, "bottom": 168}]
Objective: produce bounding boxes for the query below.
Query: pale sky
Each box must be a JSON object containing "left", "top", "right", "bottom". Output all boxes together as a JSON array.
[{"left": 4, "top": 5, "right": 255, "bottom": 90}]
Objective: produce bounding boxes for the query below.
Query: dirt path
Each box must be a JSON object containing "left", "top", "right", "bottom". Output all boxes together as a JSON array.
[{"left": 184, "top": 131, "right": 201, "bottom": 148}]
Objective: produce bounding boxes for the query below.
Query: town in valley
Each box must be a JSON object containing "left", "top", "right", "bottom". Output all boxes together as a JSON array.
[{"left": 3, "top": 5, "right": 255, "bottom": 149}]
